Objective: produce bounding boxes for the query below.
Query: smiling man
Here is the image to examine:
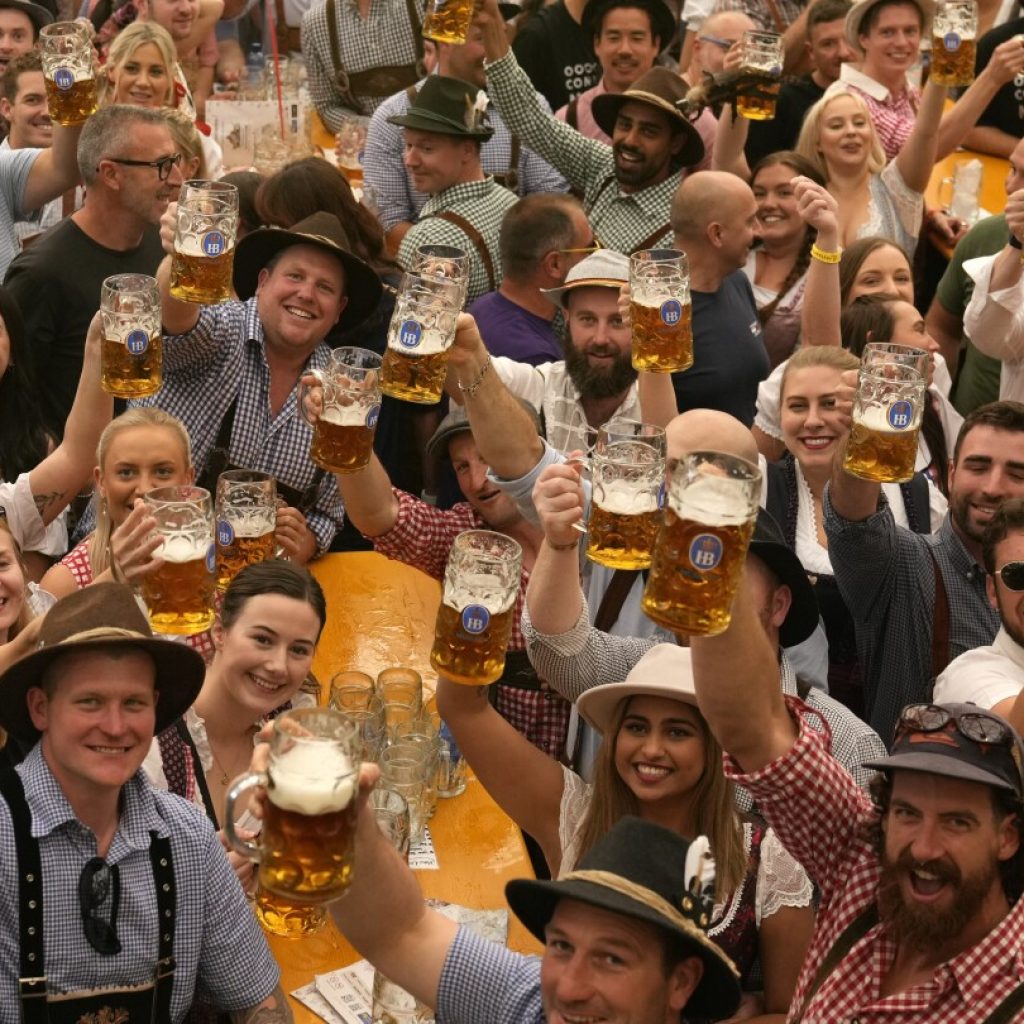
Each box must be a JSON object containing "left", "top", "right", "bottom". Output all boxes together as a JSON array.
[{"left": 0, "top": 0, "right": 49, "bottom": 75}]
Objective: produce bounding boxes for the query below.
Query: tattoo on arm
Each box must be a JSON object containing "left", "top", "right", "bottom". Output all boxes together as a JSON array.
[
  {"left": 32, "top": 490, "right": 68, "bottom": 518},
  {"left": 229, "top": 985, "right": 293, "bottom": 1023}
]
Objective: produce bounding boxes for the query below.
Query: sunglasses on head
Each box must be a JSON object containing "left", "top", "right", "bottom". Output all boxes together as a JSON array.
[{"left": 996, "top": 561, "right": 1024, "bottom": 591}]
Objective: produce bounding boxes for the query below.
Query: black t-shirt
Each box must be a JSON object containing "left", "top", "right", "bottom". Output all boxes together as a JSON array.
[
  {"left": 5, "top": 218, "right": 164, "bottom": 438},
  {"left": 511, "top": 1, "right": 600, "bottom": 111},
  {"left": 671, "top": 270, "right": 770, "bottom": 427},
  {"left": 744, "top": 75, "right": 825, "bottom": 167},
  {"left": 975, "top": 16, "right": 1024, "bottom": 135}
]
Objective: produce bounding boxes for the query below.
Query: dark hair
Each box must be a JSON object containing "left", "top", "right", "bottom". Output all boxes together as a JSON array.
[
  {"left": 954, "top": 401, "right": 1024, "bottom": 464},
  {"left": 255, "top": 157, "right": 398, "bottom": 276},
  {"left": 499, "top": 193, "right": 585, "bottom": 279},
  {"left": 221, "top": 559, "right": 328, "bottom": 640},
  {"left": 982, "top": 497, "right": 1024, "bottom": 575},
  {"left": 1, "top": 50, "right": 41, "bottom": 104},
  {"left": 838, "top": 237, "right": 912, "bottom": 307},
  {"left": 0, "top": 286, "right": 53, "bottom": 480},
  {"left": 220, "top": 170, "right": 264, "bottom": 238},
  {"left": 590, "top": 0, "right": 657, "bottom": 42},
  {"left": 862, "top": 0, "right": 924, "bottom": 34},
  {"left": 807, "top": 0, "right": 852, "bottom": 33}
]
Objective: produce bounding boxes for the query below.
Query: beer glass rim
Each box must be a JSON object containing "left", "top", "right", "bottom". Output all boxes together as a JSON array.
[
  {"left": 143, "top": 485, "right": 211, "bottom": 507},
  {"left": 451, "top": 528, "right": 524, "bottom": 564},
  {"left": 860, "top": 362, "right": 926, "bottom": 384},
  {"left": 217, "top": 468, "right": 275, "bottom": 488},
  {"left": 675, "top": 450, "right": 762, "bottom": 482},
  {"left": 329, "top": 346, "right": 384, "bottom": 370},
  {"left": 40, "top": 21, "right": 90, "bottom": 39},
  {"left": 412, "top": 244, "right": 468, "bottom": 262},
  {"left": 271, "top": 704, "right": 360, "bottom": 743},
  {"left": 630, "top": 248, "right": 687, "bottom": 266},
  {"left": 376, "top": 666, "right": 423, "bottom": 686},
  {"left": 862, "top": 342, "right": 929, "bottom": 360},
  {"left": 180, "top": 178, "right": 239, "bottom": 194},
  {"left": 595, "top": 420, "right": 667, "bottom": 450},
  {"left": 742, "top": 28, "right": 783, "bottom": 43},
  {"left": 101, "top": 273, "right": 160, "bottom": 296},
  {"left": 332, "top": 669, "right": 377, "bottom": 689}
]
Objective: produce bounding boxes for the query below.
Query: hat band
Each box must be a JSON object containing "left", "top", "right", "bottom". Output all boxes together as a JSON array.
[
  {"left": 561, "top": 869, "right": 740, "bottom": 976},
  {"left": 44, "top": 626, "right": 152, "bottom": 648}
]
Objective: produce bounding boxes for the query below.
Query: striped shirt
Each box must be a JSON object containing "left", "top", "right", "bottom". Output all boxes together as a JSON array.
[{"left": 484, "top": 50, "right": 682, "bottom": 254}]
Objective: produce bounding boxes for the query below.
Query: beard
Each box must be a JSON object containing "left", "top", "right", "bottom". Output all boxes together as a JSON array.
[{"left": 564, "top": 340, "right": 637, "bottom": 401}]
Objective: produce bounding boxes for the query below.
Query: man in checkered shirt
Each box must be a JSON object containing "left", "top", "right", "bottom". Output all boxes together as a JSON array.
[{"left": 692, "top": 568, "right": 1024, "bottom": 1023}]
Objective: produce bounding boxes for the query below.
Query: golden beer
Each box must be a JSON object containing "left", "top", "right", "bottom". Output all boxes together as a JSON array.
[
  {"left": 931, "top": 33, "right": 976, "bottom": 86},
  {"left": 736, "top": 77, "right": 780, "bottom": 120},
  {"left": 339, "top": 160, "right": 364, "bottom": 187},
  {"left": 380, "top": 343, "right": 449, "bottom": 404},
  {"left": 216, "top": 523, "right": 275, "bottom": 589},
  {"left": 422, "top": 0, "right": 474, "bottom": 44},
  {"left": 843, "top": 405, "right": 920, "bottom": 483},
  {"left": 140, "top": 535, "right": 216, "bottom": 635},
  {"left": 254, "top": 886, "right": 327, "bottom": 937},
  {"left": 310, "top": 404, "right": 378, "bottom": 474},
  {"left": 101, "top": 333, "right": 162, "bottom": 398},
  {"left": 44, "top": 73, "right": 97, "bottom": 125},
  {"left": 587, "top": 496, "right": 661, "bottom": 570},
  {"left": 170, "top": 242, "right": 235, "bottom": 305},
  {"left": 631, "top": 298, "right": 693, "bottom": 373},
  {"left": 430, "top": 599, "right": 516, "bottom": 685}
]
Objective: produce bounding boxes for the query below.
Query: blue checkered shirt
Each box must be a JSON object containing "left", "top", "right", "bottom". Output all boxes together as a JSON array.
[
  {"left": 437, "top": 927, "right": 543, "bottom": 1023},
  {"left": 0, "top": 745, "right": 279, "bottom": 1019},
  {"left": 132, "top": 297, "right": 343, "bottom": 553},
  {"left": 365, "top": 80, "right": 568, "bottom": 231}
]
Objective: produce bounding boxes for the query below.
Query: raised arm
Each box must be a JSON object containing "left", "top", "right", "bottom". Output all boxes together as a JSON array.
[
  {"left": 894, "top": 77, "right": 948, "bottom": 195},
  {"left": 21, "top": 118, "right": 83, "bottom": 213},
  {"left": 794, "top": 177, "right": 843, "bottom": 349},
  {"left": 825, "top": 370, "right": 882, "bottom": 523},
  {"left": 712, "top": 102, "right": 751, "bottom": 181},
  {"left": 156, "top": 203, "right": 201, "bottom": 336}
]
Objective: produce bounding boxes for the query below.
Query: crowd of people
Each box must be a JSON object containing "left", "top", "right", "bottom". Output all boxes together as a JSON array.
[{"left": 3, "top": 0, "right": 1024, "bottom": 1017}]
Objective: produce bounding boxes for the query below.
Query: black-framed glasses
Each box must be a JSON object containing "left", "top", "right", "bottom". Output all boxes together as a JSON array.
[
  {"left": 996, "top": 561, "right": 1024, "bottom": 592},
  {"left": 896, "top": 703, "right": 1013, "bottom": 746},
  {"left": 79, "top": 857, "right": 122, "bottom": 956},
  {"left": 104, "top": 152, "right": 182, "bottom": 182}
]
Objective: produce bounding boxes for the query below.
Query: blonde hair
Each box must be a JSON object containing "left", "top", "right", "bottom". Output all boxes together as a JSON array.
[
  {"left": 781, "top": 345, "right": 860, "bottom": 400},
  {"left": 89, "top": 408, "right": 193, "bottom": 576},
  {"left": 162, "top": 107, "right": 207, "bottom": 178},
  {"left": 101, "top": 21, "right": 177, "bottom": 109},
  {"left": 795, "top": 90, "right": 886, "bottom": 181},
  {"left": 0, "top": 517, "right": 32, "bottom": 639},
  {"left": 574, "top": 696, "right": 748, "bottom": 899}
]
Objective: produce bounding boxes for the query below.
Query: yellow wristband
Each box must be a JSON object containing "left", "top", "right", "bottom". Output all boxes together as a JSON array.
[{"left": 811, "top": 244, "right": 843, "bottom": 265}]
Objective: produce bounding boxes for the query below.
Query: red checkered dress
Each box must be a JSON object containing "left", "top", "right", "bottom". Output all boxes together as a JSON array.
[
  {"left": 373, "top": 489, "right": 570, "bottom": 760},
  {"left": 727, "top": 696, "right": 1024, "bottom": 1022},
  {"left": 843, "top": 81, "right": 920, "bottom": 162}
]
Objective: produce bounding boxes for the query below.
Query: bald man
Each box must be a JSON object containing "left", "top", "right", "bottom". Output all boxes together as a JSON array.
[{"left": 681, "top": 10, "right": 757, "bottom": 88}]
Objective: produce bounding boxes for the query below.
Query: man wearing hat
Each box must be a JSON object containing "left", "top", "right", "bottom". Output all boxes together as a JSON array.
[
  {"left": 0, "top": 583, "right": 289, "bottom": 1019},
  {"left": 389, "top": 74, "right": 519, "bottom": 303},
  {"left": 478, "top": 0, "right": 705, "bottom": 255},
  {"left": 0, "top": 0, "right": 49, "bottom": 74},
  {"left": 690, "top": 566, "right": 1024, "bottom": 1022},
  {"left": 137, "top": 206, "right": 383, "bottom": 560}
]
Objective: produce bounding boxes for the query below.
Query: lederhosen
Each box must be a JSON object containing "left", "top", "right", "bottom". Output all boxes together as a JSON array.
[
  {"left": 327, "top": 0, "right": 426, "bottom": 112},
  {"left": 0, "top": 770, "right": 177, "bottom": 1024},
  {"left": 589, "top": 176, "right": 671, "bottom": 254}
]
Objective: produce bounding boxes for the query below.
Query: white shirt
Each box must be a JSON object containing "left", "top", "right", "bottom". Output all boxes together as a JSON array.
[
  {"left": 0, "top": 472, "right": 67, "bottom": 557},
  {"left": 934, "top": 626, "right": 1024, "bottom": 709},
  {"left": 963, "top": 253, "right": 1024, "bottom": 405}
]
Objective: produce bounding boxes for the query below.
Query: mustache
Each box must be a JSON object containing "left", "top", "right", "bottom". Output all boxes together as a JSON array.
[{"left": 887, "top": 846, "right": 961, "bottom": 886}]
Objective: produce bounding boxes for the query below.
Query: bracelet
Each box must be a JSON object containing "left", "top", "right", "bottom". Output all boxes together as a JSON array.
[
  {"left": 548, "top": 538, "right": 579, "bottom": 551},
  {"left": 457, "top": 354, "right": 491, "bottom": 398},
  {"left": 1009, "top": 235, "right": 1023, "bottom": 250},
  {"left": 811, "top": 243, "right": 842, "bottom": 265}
]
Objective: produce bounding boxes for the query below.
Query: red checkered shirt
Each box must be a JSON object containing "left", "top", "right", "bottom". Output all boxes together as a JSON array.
[
  {"left": 838, "top": 67, "right": 920, "bottom": 162},
  {"left": 727, "top": 696, "right": 1024, "bottom": 1023}
]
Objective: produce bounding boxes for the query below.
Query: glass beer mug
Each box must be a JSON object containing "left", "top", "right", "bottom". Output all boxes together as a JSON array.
[
  {"left": 586, "top": 421, "right": 666, "bottom": 571},
  {"left": 931, "top": 0, "right": 977, "bottom": 87},
  {"left": 39, "top": 22, "right": 98, "bottom": 125},
  {"left": 410, "top": 244, "right": 470, "bottom": 304},
  {"left": 843, "top": 362, "right": 926, "bottom": 484},
  {"left": 100, "top": 274, "right": 162, "bottom": 398},
  {"left": 641, "top": 451, "right": 761, "bottom": 637},
  {"left": 214, "top": 470, "right": 276, "bottom": 589},
  {"left": 225, "top": 707, "right": 362, "bottom": 904},
  {"left": 430, "top": 530, "right": 523, "bottom": 685},
  {"left": 737, "top": 31, "right": 783, "bottom": 120},
  {"left": 169, "top": 179, "right": 240, "bottom": 305},
  {"left": 300, "top": 347, "right": 383, "bottom": 474},
  {"left": 629, "top": 249, "right": 693, "bottom": 373},
  {"left": 141, "top": 485, "right": 216, "bottom": 635},
  {"left": 422, "top": 0, "right": 474, "bottom": 45}
]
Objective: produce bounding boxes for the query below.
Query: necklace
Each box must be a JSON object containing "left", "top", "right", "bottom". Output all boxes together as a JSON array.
[{"left": 207, "top": 731, "right": 256, "bottom": 786}]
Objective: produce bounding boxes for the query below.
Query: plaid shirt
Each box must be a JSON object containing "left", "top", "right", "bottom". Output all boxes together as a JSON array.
[
  {"left": 712, "top": 0, "right": 804, "bottom": 31},
  {"left": 133, "top": 297, "right": 344, "bottom": 554},
  {"left": 0, "top": 745, "right": 279, "bottom": 1018},
  {"left": 729, "top": 699, "right": 1024, "bottom": 1023},
  {"left": 837, "top": 65, "right": 920, "bottom": 162},
  {"left": 823, "top": 491, "right": 999, "bottom": 747},
  {"left": 301, "top": 0, "right": 422, "bottom": 129},
  {"left": 397, "top": 177, "right": 519, "bottom": 302},
  {"left": 365, "top": 80, "right": 568, "bottom": 231},
  {"left": 484, "top": 50, "right": 681, "bottom": 254}
]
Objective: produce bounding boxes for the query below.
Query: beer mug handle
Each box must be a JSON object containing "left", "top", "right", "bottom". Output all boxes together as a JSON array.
[
  {"left": 297, "top": 369, "right": 326, "bottom": 426},
  {"left": 937, "top": 176, "right": 954, "bottom": 216},
  {"left": 223, "top": 772, "right": 265, "bottom": 860}
]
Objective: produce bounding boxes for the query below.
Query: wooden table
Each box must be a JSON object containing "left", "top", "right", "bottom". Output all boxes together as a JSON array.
[{"left": 925, "top": 148, "right": 1009, "bottom": 257}]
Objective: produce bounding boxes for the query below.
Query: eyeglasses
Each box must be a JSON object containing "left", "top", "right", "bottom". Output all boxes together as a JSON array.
[
  {"left": 558, "top": 235, "right": 603, "bottom": 256},
  {"left": 895, "top": 703, "right": 1014, "bottom": 746},
  {"left": 697, "top": 34, "right": 738, "bottom": 49},
  {"left": 104, "top": 152, "right": 182, "bottom": 182},
  {"left": 996, "top": 561, "right": 1024, "bottom": 591},
  {"left": 79, "top": 857, "right": 122, "bottom": 956}
]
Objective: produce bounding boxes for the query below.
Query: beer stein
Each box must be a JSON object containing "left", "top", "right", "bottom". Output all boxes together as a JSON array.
[
  {"left": 429, "top": 530, "right": 523, "bottom": 685},
  {"left": 329, "top": 669, "right": 377, "bottom": 708},
  {"left": 169, "top": 179, "right": 240, "bottom": 305},
  {"left": 586, "top": 421, "right": 666, "bottom": 571},
  {"left": 140, "top": 485, "right": 216, "bottom": 636},
  {"left": 937, "top": 158, "right": 983, "bottom": 225},
  {"left": 862, "top": 341, "right": 931, "bottom": 381},
  {"left": 337, "top": 699, "right": 388, "bottom": 763},
  {"left": 376, "top": 667, "right": 423, "bottom": 709},
  {"left": 336, "top": 114, "right": 369, "bottom": 187},
  {"left": 301, "top": 347, "right": 383, "bottom": 474},
  {"left": 390, "top": 729, "right": 441, "bottom": 819},
  {"left": 629, "top": 250, "right": 693, "bottom": 373},
  {"left": 39, "top": 22, "right": 97, "bottom": 125},
  {"left": 546, "top": 396, "right": 594, "bottom": 457},
  {"left": 368, "top": 789, "right": 411, "bottom": 859},
  {"left": 379, "top": 744, "right": 430, "bottom": 842},
  {"left": 931, "top": 0, "right": 977, "bottom": 86},
  {"left": 214, "top": 470, "right": 276, "bottom": 589},
  {"left": 642, "top": 452, "right": 762, "bottom": 637},
  {"left": 225, "top": 707, "right": 362, "bottom": 904},
  {"left": 737, "top": 31, "right": 783, "bottom": 120},
  {"left": 99, "top": 274, "right": 162, "bottom": 398},
  {"left": 843, "top": 362, "right": 926, "bottom": 484},
  {"left": 422, "top": 0, "right": 474, "bottom": 45},
  {"left": 254, "top": 886, "right": 327, "bottom": 937},
  {"left": 380, "top": 272, "right": 463, "bottom": 404},
  {"left": 436, "top": 722, "right": 467, "bottom": 799},
  {"left": 410, "top": 244, "right": 470, "bottom": 305}
]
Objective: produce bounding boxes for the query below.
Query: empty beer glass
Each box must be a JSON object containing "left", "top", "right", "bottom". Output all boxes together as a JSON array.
[
  {"left": 141, "top": 485, "right": 216, "bottom": 635},
  {"left": 170, "top": 180, "right": 240, "bottom": 304},
  {"left": 330, "top": 669, "right": 377, "bottom": 708},
  {"left": 215, "top": 470, "right": 276, "bottom": 589},
  {"left": 225, "top": 707, "right": 361, "bottom": 903},
  {"left": 737, "top": 31, "right": 783, "bottom": 120},
  {"left": 630, "top": 250, "right": 693, "bottom": 373},
  {"left": 380, "top": 272, "right": 462, "bottom": 404},
  {"left": 642, "top": 452, "right": 761, "bottom": 637},
  {"left": 369, "top": 789, "right": 411, "bottom": 858},
  {"left": 843, "top": 362, "right": 926, "bottom": 483},
  {"left": 422, "top": 0, "right": 474, "bottom": 43},
  {"left": 302, "top": 347, "right": 383, "bottom": 474},
  {"left": 39, "top": 22, "right": 97, "bottom": 125},
  {"left": 380, "top": 744, "right": 429, "bottom": 842},
  {"left": 100, "top": 274, "right": 162, "bottom": 398},
  {"left": 932, "top": 0, "right": 977, "bottom": 86},
  {"left": 430, "top": 530, "right": 523, "bottom": 685},
  {"left": 862, "top": 341, "right": 931, "bottom": 380},
  {"left": 586, "top": 421, "right": 666, "bottom": 570},
  {"left": 410, "top": 244, "right": 470, "bottom": 304}
]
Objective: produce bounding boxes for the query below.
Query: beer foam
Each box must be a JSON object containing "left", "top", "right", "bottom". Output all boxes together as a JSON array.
[
  {"left": 321, "top": 403, "right": 371, "bottom": 427},
  {"left": 269, "top": 742, "right": 356, "bottom": 814},
  {"left": 222, "top": 516, "right": 275, "bottom": 538},
  {"left": 595, "top": 480, "right": 659, "bottom": 515},
  {"left": 856, "top": 404, "right": 921, "bottom": 434},
  {"left": 444, "top": 580, "right": 516, "bottom": 616},
  {"left": 155, "top": 534, "right": 211, "bottom": 563},
  {"left": 388, "top": 325, "right": 451, "bottom": 356},
  {"left": 671, "top": 474, "right": 754, "bottom": 527}
]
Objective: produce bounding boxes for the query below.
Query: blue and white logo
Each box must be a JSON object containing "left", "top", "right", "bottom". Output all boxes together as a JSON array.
[
  {"left": 398, "top": 319, "right": 422, "bottom": 348},
  {"left": 53, "top": 67, "right": 74, "bottom": 91},
  {"left": 365, "top": 404, "right": 381, "bottom": 429},
  {"left": 201, "top": 230, "right": 226, "bottom": 257},
  {"left": 216, "top": 519, "right": 234, "bottom": 547},
  {"left": 125, "top": 329, "right": 149, "bottom": 356},
  {"left": 944, "top": 31, "right": 961, "bottom": 51},
  {"left": 689, "top": 533, "right": 723, "bottom": 571},
  {"left": 461, "top": 604, "right": 490, "bottom": 635},
  {"left": 205, "top": 542, "right": 217, "bottom": 573},
  {"left": 660, "top": 299, "right": 682, "bottom": 326},
  {"left": 888, "top": 400, "right": 913, "bottom": 430}
]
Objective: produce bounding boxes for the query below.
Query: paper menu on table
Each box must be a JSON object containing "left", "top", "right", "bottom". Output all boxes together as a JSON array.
[{"left": 408, "top": 826, "right": 439, "bottom": 870}]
